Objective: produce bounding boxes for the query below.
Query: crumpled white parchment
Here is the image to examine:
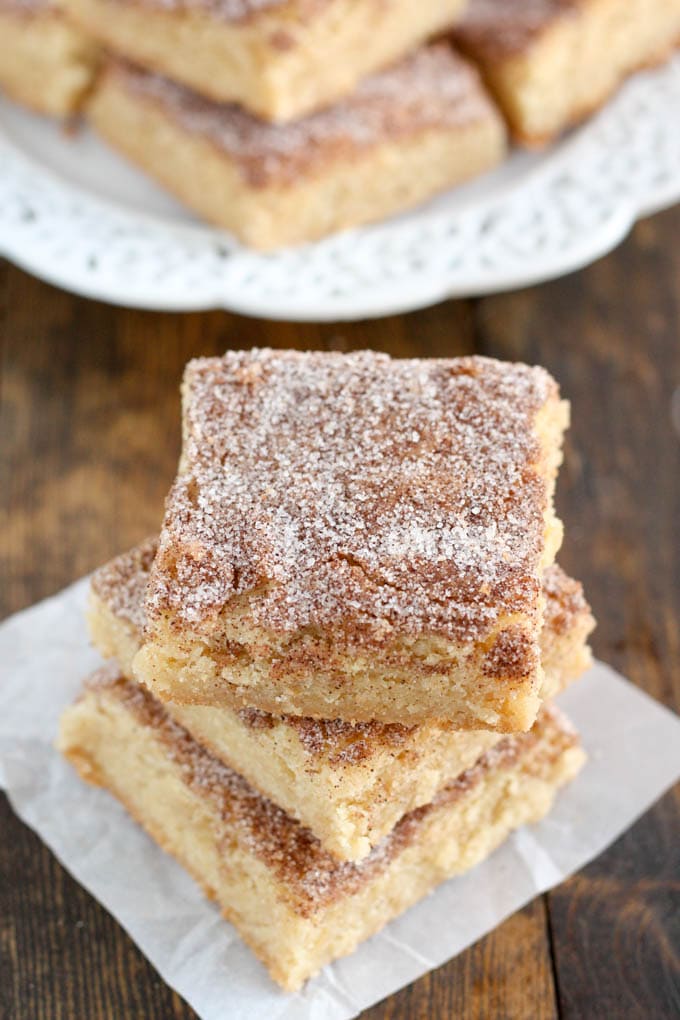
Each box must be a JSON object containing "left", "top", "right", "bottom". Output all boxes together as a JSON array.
[{"left": 1, "top": 578, "right": 679, "bottom": 1020}]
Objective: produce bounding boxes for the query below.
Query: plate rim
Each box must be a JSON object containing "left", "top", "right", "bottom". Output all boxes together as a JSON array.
[{"left": 1, "top": 56, "right": 678, "bottom": 321}]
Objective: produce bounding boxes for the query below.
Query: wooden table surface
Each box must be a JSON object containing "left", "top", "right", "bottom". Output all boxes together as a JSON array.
[{"left": 1, "top": 206, "right": 679, "bottom": 1019}]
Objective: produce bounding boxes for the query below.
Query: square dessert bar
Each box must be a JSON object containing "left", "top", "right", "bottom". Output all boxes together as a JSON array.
[
  {"left": 455, "top": 0, "right": 680, "bottom": 144},
  {"left": 135, "top": 349, "right": 570, "bottom": 730},
  {"left": 65, "top": 0, "right": 468, "bottom": 121},
  {"left": 58, "top": 669, "right": 586, "bottom": 991},
  {"left": 87, "top": 49, "right": 506, "bottom": 250},
  {"left": 0, "top": 0, "right": 98, "bottom": 116},
  {"left": 88, "top": 540, "right": 594, "bottom": 860}
]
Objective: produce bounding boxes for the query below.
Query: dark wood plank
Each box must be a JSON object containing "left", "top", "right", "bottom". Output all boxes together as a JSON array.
[
  {"left": 547, "top": 802, "right": 680, "bottom": 1020},
  {"left": 360, "top": 899, "right": 559, "bottom": 1020},
  {"left": 472, "top": 207, "right": 680, "bottom": 1020},
  {"left": 1, "top": 205, "right": 679, "bottom": 1018},
  {"left": 0, "top": 795, "right": 191, "bottom": 1020}
]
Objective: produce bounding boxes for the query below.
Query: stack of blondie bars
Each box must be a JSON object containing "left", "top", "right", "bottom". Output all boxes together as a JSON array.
[{"left": 59, "top": 348, "right": 595, "bottom": 990}]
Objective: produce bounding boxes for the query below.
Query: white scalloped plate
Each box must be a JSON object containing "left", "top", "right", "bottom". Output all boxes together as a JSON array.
[{"left": 1, "top": 55, "right": 679, "bottom": 321}]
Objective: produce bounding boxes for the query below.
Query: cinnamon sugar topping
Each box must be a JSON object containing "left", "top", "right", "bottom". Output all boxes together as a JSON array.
[
  {"left": 93, "top": 542, "right": 589, "bottom": 767},
  {"left": 542, "top": 564, "right": 590, "bottom": 635},
  {"left": 147, "top": 349, "right": 560, "bottom": 645},
  {"left": 286, "top": 715, "right": 412, "bottom": 766},
  {"left": 89, "top": 669, "right": 576, "bottom": 914},
  {"left": 91, "top": 537, "right": 157, "bottom": 633},
  {"left": 457, "top": 0, "right": 577, "bottom": 58},
  {"left": 113, "top": 47, "right": 499, "bottom": 187},
  {"left": 483, "top": 625, "right": 536, "bottom": 680}
]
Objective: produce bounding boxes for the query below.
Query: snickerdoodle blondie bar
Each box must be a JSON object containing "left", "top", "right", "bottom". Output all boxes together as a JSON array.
[
  {"left": 58, "top": 668, "right": 585, "bottom": 990},
  {"left": 134, "top": 349, "right": 569, "bottom": 729}
]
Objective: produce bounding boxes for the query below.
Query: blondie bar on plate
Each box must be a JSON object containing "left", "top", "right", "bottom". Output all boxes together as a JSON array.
[
  {"left": 88, "top": 539, "right": 594, "bottom": 860},
  {"left": 64, "top": 0, "right": 468, "bottom": 121},
  {"left": 0, "top": 0, "right": 98, "bottom": 116},
  {"left": 87, "top": 48, "right": 506, "bottom": 250},
  {"left": 455, "top": 0, "right": 680, "bottom": 144},
  {"left": 133, "top": 349, "right": 569, "bottom": 729},
  {"left": 58, "top": 669, "right": 585, "bottom": 991}
]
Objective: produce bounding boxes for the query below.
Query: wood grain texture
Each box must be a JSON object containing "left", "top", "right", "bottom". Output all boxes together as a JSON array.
[{"left": 1, "top": 205, "right": 679, "bottom": 1019}]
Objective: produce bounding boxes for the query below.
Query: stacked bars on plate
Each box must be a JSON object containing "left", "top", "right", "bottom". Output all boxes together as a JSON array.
[
  {"left": 58, "top": 348, "right": 595, "bottom": 990},
  {"left": 2, "top": 2, "right": 679, "bottom": 248},
  {"left": 78, "top": 0, "right": 504, "bottom": 250},
  {"left": 85, "top": 49, "right": 506, "bottom": 250}
]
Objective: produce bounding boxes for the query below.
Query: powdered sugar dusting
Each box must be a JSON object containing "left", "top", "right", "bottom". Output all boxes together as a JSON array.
[
  {"left": 90, "top": 669, "right": 574, "bottom": 913},
  {"left": 114, "top": 46, "right": 499, "bottom": 187},
  {"left": 456, "top": 0, "right": 578, "bottom": 58},
  {"left": 148, "top": 349, "right": 560, "bottom": 645}
]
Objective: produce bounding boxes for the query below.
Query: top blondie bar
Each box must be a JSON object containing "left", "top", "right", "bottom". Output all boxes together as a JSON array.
[{"left": 134, "top": 349, "right": 568, "bottom": 729}]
